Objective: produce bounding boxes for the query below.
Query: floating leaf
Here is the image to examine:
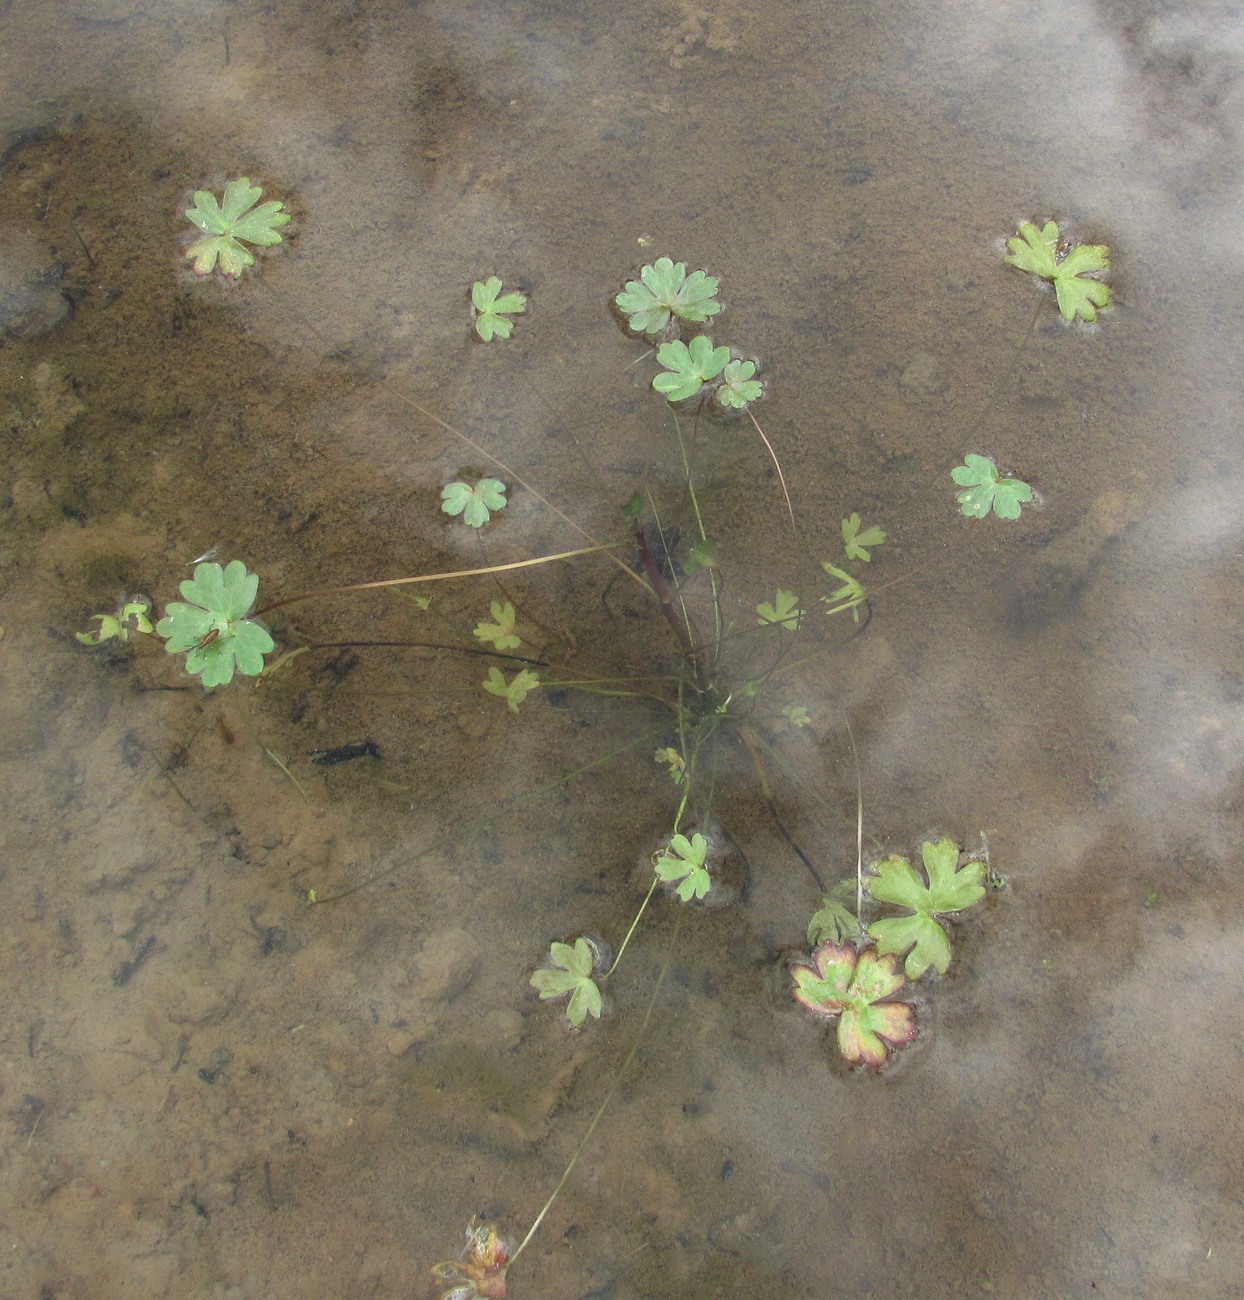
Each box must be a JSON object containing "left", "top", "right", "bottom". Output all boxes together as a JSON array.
[
  {"left": 951, "top": 454, "right": 1033, "bottom": 520},
  {"left": 615, "top": 257, "right": 722, "bottom": 338},
  {"left": 791, "top": 940, "right": 917, "bottom": 1066},
  {"left": 184, "top": 178, "right": 291, "bottom": 277},
  {"left": 471, "top": 276, "right": 527, "bottom": 341},
  {"left": 1003, "top": 220, "right": 1112, "bottom": 323},
  {"left": 841, "top": 513, "right": 886, "bottom": 563},
  {"left": 652, "top": 335, "right": 731, "bottom": 403},
  {"left": 867, "top": 837, "right": 986, "bottom": 979},
  {"left": 530, "top": 937, "right": 604, "bottom": 1028},
  {"left": 442, "top": 478, "right": 508, "bottom": 528},
  {"left": 156, "top": 560, "right": 275, "bottom": 687},
  {"left": 715, "top": 357, "right": 764, "bottom": 410},
  {"left": 653, "top": 831, "right": 711, "bottom": 902}
]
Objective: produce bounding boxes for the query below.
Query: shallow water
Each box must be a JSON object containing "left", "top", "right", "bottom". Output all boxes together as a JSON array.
[{"left": 2, "top": 1, "right": 1243, "bottom": 1296}]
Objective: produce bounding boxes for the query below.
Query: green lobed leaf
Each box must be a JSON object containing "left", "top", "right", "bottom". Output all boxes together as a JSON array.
[
  {"left": 482, "top": 666, "right": 540, "bottom": 712},
  {"left": 951, "top": 454, "right": 1033, "bottom": 520},
  {"left": 471, "top": 276, "right": 528, "bottom": 341},
  {"left": 756, "top": 589, "right": 802, "bottom": 629},
  {"left": 184, "top": 178, "right": 291, "bottom": 277},
  {"left": 866, "top": 838, "right": 986, "bottom": 979},
  {"left": 841, "top": 513, "right": 887, "bottom": 562},
  {"left": 156, "top": 560, "right": 274, "bottom": 687},
  {"left": 1004, "top": 220, "right": 1112, "bottom": 323},
  {"left": 474, "top": 600, "right": 521, "bottom": 651},
  {"left": 441, "top": 478, "right": 508, "bottom": 527},
  {"left": 652, "top": 335, "right": 731, "bottom": 402},
  {"left": 790, "top": 940, "right": 917, "bottom": 1066},
  {"left": 615, "top": 257, "right": 722, "bottom": 338},
  {"left": 714, "top": 358, "right": 764, "bottom": 410},
  {"left": 530, "top": 937, "right": 603, "bottom": 1028},
  {"left": 653, "top": 831, "right": 712, "bottom": 902}
]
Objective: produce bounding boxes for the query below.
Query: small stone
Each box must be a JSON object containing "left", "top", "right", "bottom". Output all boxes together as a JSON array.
[{"left": 386, "top": 1030, "right": 418, "bottom": 1057}]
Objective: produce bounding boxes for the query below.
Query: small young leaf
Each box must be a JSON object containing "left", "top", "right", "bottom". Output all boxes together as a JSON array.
[
  {"left": 655, "top": 747, "right": 686, "bottom": 784},
  {"left": 951, "top": 454, "right": 1033, "bottom": 520},
  {"left": 866, "top": 837, "right": 986, "bottom": 979},
  {"left": 615, "top": 257, "right": 722, "bottom": 338},
  {"left": 1004, "top": 220, "right": 1112, "bottom": 323},
  {"left": 714, "top": 358, "right": 764, "bottom": 410},
  {"left": 791, "top": 940, "right": 917, "bottom": 1067},
  {"left": 482, "top": 666, "right": 540, "bottom": 712},
  {"left": 653, "top": 831, "right": 712, "bottom": 902},
  {"left": 76, "top": 599, "right": 153, "bottom": 646},
  {"left": 756, "top": 589, "right": 802, "bottom": 629},
  {"left": 652, "top": 335, "right": 731, "bottom": 403},
  {"left": 684, "top": 538, "right": 717, "bottom": 574},
  {"left": 473, "top": 600, "right": 521, "bottom": 651},
  {"left": 807, "top": 880, "right": 858, "bottom": 945},
  {"left": 471, "top": 276, "right": 528, "bottom": 341},
  {"left": 441, "top": 478, "right": 508, "bottom": 528},
  {"left": 530, "top": 937, "right": 604, "bottom": 1028},
  {"left": 184, "top": 178, "right": 291, "bottom": 277},
  {"left": 841, "top": 513, "right": 887, "bottom": 562},
  {"left": 782, "top": 704, "right": 812, "bottom": 729},
  {"left": 820, "top": 563, "right": 867, "bottom": 622}
]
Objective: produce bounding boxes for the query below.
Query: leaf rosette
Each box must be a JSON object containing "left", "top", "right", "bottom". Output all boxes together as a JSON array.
[
  {"left": 791, "top": 940, "right": 917, "bottom": 1066},
  {"left": 615, "top": 257, "right": 722, "bottom": 339},
  {"left": 156, "top": 560, "right": 275, "bottom": 687}
]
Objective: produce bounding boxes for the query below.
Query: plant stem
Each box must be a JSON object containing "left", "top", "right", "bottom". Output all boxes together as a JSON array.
[{"left": 508, "top": 909, "right": 685, "bottom": 1270}]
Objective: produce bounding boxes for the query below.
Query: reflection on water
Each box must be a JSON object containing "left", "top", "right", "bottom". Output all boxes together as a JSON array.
[{"left": 1, "top": 0, "right": 1242, "bottom": 1295}]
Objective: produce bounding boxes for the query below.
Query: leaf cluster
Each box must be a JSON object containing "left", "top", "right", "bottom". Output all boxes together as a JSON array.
[
  {"left": 184, "top": 178, "right": 291, "bottom": 277},
  {"left": 156, "top": 560, "right": 275, "bottom": 687},
  {"left": 790, "top": 940, "right": 917, "bottom": 1067},
  {"left": 615, "top": 257, "right": 721, "bottom": 338}
]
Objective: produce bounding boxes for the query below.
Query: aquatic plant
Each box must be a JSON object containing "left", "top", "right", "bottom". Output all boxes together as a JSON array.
[
  {"left": 841, "top": 513, "right": 887, "bottom": 562},
  {"left": 431, "top": 1220, "right": 513, "bottom": 1299},
  {"left": 790, "top": 940, "right": 918, "bottom": 1067},
  {"left": 867, "top": 837, "right": 986, "bottom": 979},
  {"left": 755, "top": 589, "right": 802, "bottom": 629},
  {"left": 807, "top": 880, "right": 860, "bottom": 946},
  {"left": 653, "top": 831, "right": 712, "bottom": 902},
  {"left": 715, "top": 357, "right": 765, "bottom": 409},
  {"left": 76, "top": 597, "right": 153, "bottom": 646},
  {"left": 156, "top": 560, "right": 274, "bottom": 687},
  {"left": 652, "top": 335, "right": 730, "bottom": 402},
  {"left": 1004, "top": 219, "right": 1111, "bottom": 323},
  {"left": 183, "top": 178, "right": 291, "bottom": 277},
  {"left": 615, "top": 256, "right": 721, "bottom": 338},
  {"left": 819, "top": 562, "right": 868, "bottom": 621},
  {"left": 529, "top": 937, "right": 605, "bottom": 1029},
  {"left": 471, "top": 276, "right": 528, "bottom": 341},
  {"left": 473, "top": 600, "right": 521, "bottom": 651},
  {"left": 482, "top": 666, "right": 540, "bottom": 713},
  {"left": 441, "top": 477, "right": 508, "bottom": 527},
  {"left": 951, "top": 454, "right": 1034, "bottom": 520}
]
